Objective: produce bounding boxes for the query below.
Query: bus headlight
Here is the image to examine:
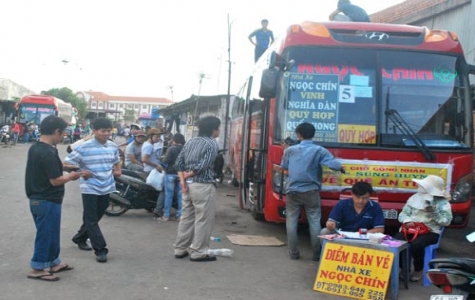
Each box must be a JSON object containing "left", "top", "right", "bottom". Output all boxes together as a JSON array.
[
  {"left": 451, "top": 173, "right": 473, "bottom": 203},
  {"left": 272, "top": 164, "right": 288, "bottom": 193}
]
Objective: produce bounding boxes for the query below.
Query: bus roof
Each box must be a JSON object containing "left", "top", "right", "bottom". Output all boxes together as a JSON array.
[
  {"left": 280, "top": 21, "right": 463, "bottom": 55},
  {"left": 20, "top": 95, "right": 71, "bottom": 107},
  {"left": 138, "top": 113, "right": 161, "bottom": 120}
]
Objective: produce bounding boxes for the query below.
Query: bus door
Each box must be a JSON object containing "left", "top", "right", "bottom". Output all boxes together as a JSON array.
[{"left": 240, "top": 76, "right": 268, "bottom": 220}]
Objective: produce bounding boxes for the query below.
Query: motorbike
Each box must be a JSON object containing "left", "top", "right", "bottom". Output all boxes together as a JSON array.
[
  {"left": 106, "top": 169, "right": 160, "bottom": 216},
  {"left": 213, "top": 149, "right": 226, "bottom": 183},
  {"left": 427, "top": 231, "right": 475, "bottom": 299},
  {"left": 0, "top": 128, "right": 11, "bottom": 145},
  {"left": 106, "top": 168, "right": 178, "bottom": 217}
]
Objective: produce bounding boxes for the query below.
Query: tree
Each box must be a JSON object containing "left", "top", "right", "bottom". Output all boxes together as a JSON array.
[
  {"left": 42, "top": 87, "right": 87, "bottom": 119},
  {"left": 123, "top": 108, "right": 136, "bottom": 123}
]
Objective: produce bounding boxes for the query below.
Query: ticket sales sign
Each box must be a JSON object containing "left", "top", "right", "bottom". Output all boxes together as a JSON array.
[{"left": 314, "top": 243, "right": 394, "bottom": 300}]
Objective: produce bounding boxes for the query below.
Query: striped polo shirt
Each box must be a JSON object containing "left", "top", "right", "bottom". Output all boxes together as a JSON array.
[
  {"left": 174, "top": 136, "right": 218, "bottom": 183},
  {"left": 65, "top": 138, "right": 120, "bottom": 195}
]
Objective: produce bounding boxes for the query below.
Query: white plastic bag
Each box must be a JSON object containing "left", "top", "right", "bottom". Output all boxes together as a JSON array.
[{"left": 146, "top": 169, "right": 164, "bottom": 191}]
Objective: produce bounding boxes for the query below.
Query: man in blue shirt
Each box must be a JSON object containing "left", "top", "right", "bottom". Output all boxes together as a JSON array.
[
  {"left": 66, "top": 117, "right": 121, "bottom": 263},
  {"left": 248, "top": 19, "right": 274, "bottom": 62},
  {"left": 329, "top": 0, "right": 370, "bottom": 22},
  {"left": 281, "top": 122, "right": 344, "bottom": 261},
  {"left": 320, "top": 181, "right": 385, "bottom": 235}
]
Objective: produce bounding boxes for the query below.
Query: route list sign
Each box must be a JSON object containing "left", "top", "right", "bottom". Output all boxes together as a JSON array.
[
  {"left": 284, "top": 73, "right": 339, "bottom": 142},
  {"left": 314, "top": 243, "right": 393, "bottom": 300}
]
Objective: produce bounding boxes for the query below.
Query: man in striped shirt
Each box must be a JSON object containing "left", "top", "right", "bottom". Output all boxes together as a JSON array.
[
  {"left": 65, "top": 117, "right": 121, "bottom": 263},
  {"left": 173, "top": 116, "right": 220, "bottom": 262}
]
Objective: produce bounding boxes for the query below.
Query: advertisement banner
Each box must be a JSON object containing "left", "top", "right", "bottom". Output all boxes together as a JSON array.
[{"left": 322, "top": 159, "right": 452, "bottom": 193}]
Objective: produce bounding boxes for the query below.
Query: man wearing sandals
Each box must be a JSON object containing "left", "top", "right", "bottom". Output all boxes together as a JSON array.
[{"left": 25, "top": 116, "right": 87, "bottom": 281}]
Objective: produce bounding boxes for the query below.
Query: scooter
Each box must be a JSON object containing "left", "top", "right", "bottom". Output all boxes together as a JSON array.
[
  {"left": 213, "top": 149, "right": 226, "bottom": 183},
  {"left": 427, "top": 231, "right": 475, "bottom": 299}
]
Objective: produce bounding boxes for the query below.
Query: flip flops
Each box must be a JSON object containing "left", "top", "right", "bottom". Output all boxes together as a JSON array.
[
  {"left": 50, "top": 264, "right": 74, "bottom": 273},
  {"left": 27, "top": 273, "right": 60, "bottom": 282}
]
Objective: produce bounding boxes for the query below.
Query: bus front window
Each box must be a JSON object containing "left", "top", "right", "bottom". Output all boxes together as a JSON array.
[
  {"left": 380, "top": 52, "right": 470, "bottom": 149},
  {"left": 20, "top": 105, "right": 55, "bottom": 124},
  {"left": 274, "top": 48, "right": 472, "bottom": 150}
]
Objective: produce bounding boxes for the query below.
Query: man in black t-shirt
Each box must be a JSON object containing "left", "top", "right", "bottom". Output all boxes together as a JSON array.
[{"left": 25, "top": 116, "right": 85, "bottom": 281}]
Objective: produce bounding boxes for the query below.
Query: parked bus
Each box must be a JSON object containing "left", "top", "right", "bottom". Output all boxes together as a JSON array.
[
  {"left": 138, "top": 112, "right": 163, "bottom": 129},
  {"left": 229, "top": 21, "right": 475, "bottom": 228},
  {"left": 18, "top": 95, "right": 73, "bottom": 125}
]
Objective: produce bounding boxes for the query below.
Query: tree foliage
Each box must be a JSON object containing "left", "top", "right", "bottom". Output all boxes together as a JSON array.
[
  {"left": 123, "top": 108, "right": 136, "bottom": 123},
  {"left": 42, "top": 87, "right": 87, "bottom": 119}
]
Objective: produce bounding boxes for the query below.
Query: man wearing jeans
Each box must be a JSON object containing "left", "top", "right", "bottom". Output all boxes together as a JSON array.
[
  {"left": 281, "top": 122, "right": 344, "bottom": 261},
  {"left": 65, "top": 117, "right": 121, "bottom": 263},
  {"left": 25, "top": 116, "right": 83, "bottom": 281},
  {"left": 161, "top": 133, "right": 185, "bottom": 221}
]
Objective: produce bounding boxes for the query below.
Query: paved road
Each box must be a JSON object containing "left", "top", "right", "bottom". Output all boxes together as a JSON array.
[{"left": 0, "top": 142, "right": 473, "bottom": 300}]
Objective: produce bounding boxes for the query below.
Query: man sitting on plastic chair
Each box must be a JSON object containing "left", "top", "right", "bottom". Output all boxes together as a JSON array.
[{"left": 393, "top": 175, "right": 452, "bottom": 282}]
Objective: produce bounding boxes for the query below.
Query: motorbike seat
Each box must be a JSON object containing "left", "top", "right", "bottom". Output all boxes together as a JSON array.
[
  {"left": 121, "top": 169, "right": 148, "bottom": 181},
  {"left": 116, "top": 174, "right": 158, "bottom": 193},
  {"left": 117, "top": 174, "right": 145, "bottom": 185},
  {"left": 429, "top": 258, "right": 475, "bottom": 272}
]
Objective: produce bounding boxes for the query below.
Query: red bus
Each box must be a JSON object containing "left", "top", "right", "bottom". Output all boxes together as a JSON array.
[
  {"left": 18, "top": 95, "right": 73, "bottom": 126},
  {"left": 229, "top": 21, "right": 475, "bottom": 228}
]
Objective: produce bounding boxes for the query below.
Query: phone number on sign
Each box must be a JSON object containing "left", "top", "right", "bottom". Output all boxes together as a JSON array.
[{"left": 316, "top": 282, "right": 384, "bottom": 300}]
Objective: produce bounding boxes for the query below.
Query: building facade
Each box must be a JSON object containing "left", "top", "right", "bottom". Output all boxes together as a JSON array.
[
  {"left": 76, "top": 91, "right": 173, "bottom": 125},
  {"left": 159, "top": 94, "right": 233, "bottom": 151}
]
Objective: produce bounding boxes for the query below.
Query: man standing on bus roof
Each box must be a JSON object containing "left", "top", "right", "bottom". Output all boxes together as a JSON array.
[
  {"left": 248, "top": 19, "right": 274, "bottom": 63},
  {"left": 281, "top": 122, "right": 345, "bottom": 261},
  {"left": 329, "top": 0, "right": 370, "bottom": 22}
]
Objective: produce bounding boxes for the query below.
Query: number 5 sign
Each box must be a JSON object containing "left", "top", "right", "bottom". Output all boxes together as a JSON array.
[{"left": 339, "top": 85, "right": 355, "bottom": 103}]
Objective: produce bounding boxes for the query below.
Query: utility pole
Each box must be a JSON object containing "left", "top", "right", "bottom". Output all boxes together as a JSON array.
[
  {"left": 223, "top": 13, "right": 233, "bottom": 152},
  {"left": 192, "top": 72, "right": 210, "bottom": 133},
  {"left": 166, "top": 85, "right": 174, "bottom": 102}
]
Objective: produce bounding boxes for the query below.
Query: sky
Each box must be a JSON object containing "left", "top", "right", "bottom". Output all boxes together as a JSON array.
[{"left": 0, "top": 0, "right": 405, "bottom": 102}]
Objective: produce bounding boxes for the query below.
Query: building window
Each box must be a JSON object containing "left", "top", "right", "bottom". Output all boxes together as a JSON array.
[
  {"left": 98, "top": 102, "right": 103, "bottom": 109},
  {"left": 127, "top": 104, "right": 132, "bottom": 109},
  {"left": 134, "top": 104, "right": 139, "bottom": 109},
  {"left": 142, "top": 105, "right": 148, "bottom": 110},
  {"left": 91, "top": 102, "right": 97, "bottom": 109},
  {"left": 109, "top": 103, "right": 115, "bottom": 109},
  {"left": 119, "top": 104, "right": 124, "bottom": 108}
]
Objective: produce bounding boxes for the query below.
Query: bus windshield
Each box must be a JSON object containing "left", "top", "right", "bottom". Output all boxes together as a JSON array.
[
  {"left": 275, "top": 47, "right": 471, "bottom": 150},
  {"left": 20, "top": 104, "right": 55, "bottom": 124}
]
